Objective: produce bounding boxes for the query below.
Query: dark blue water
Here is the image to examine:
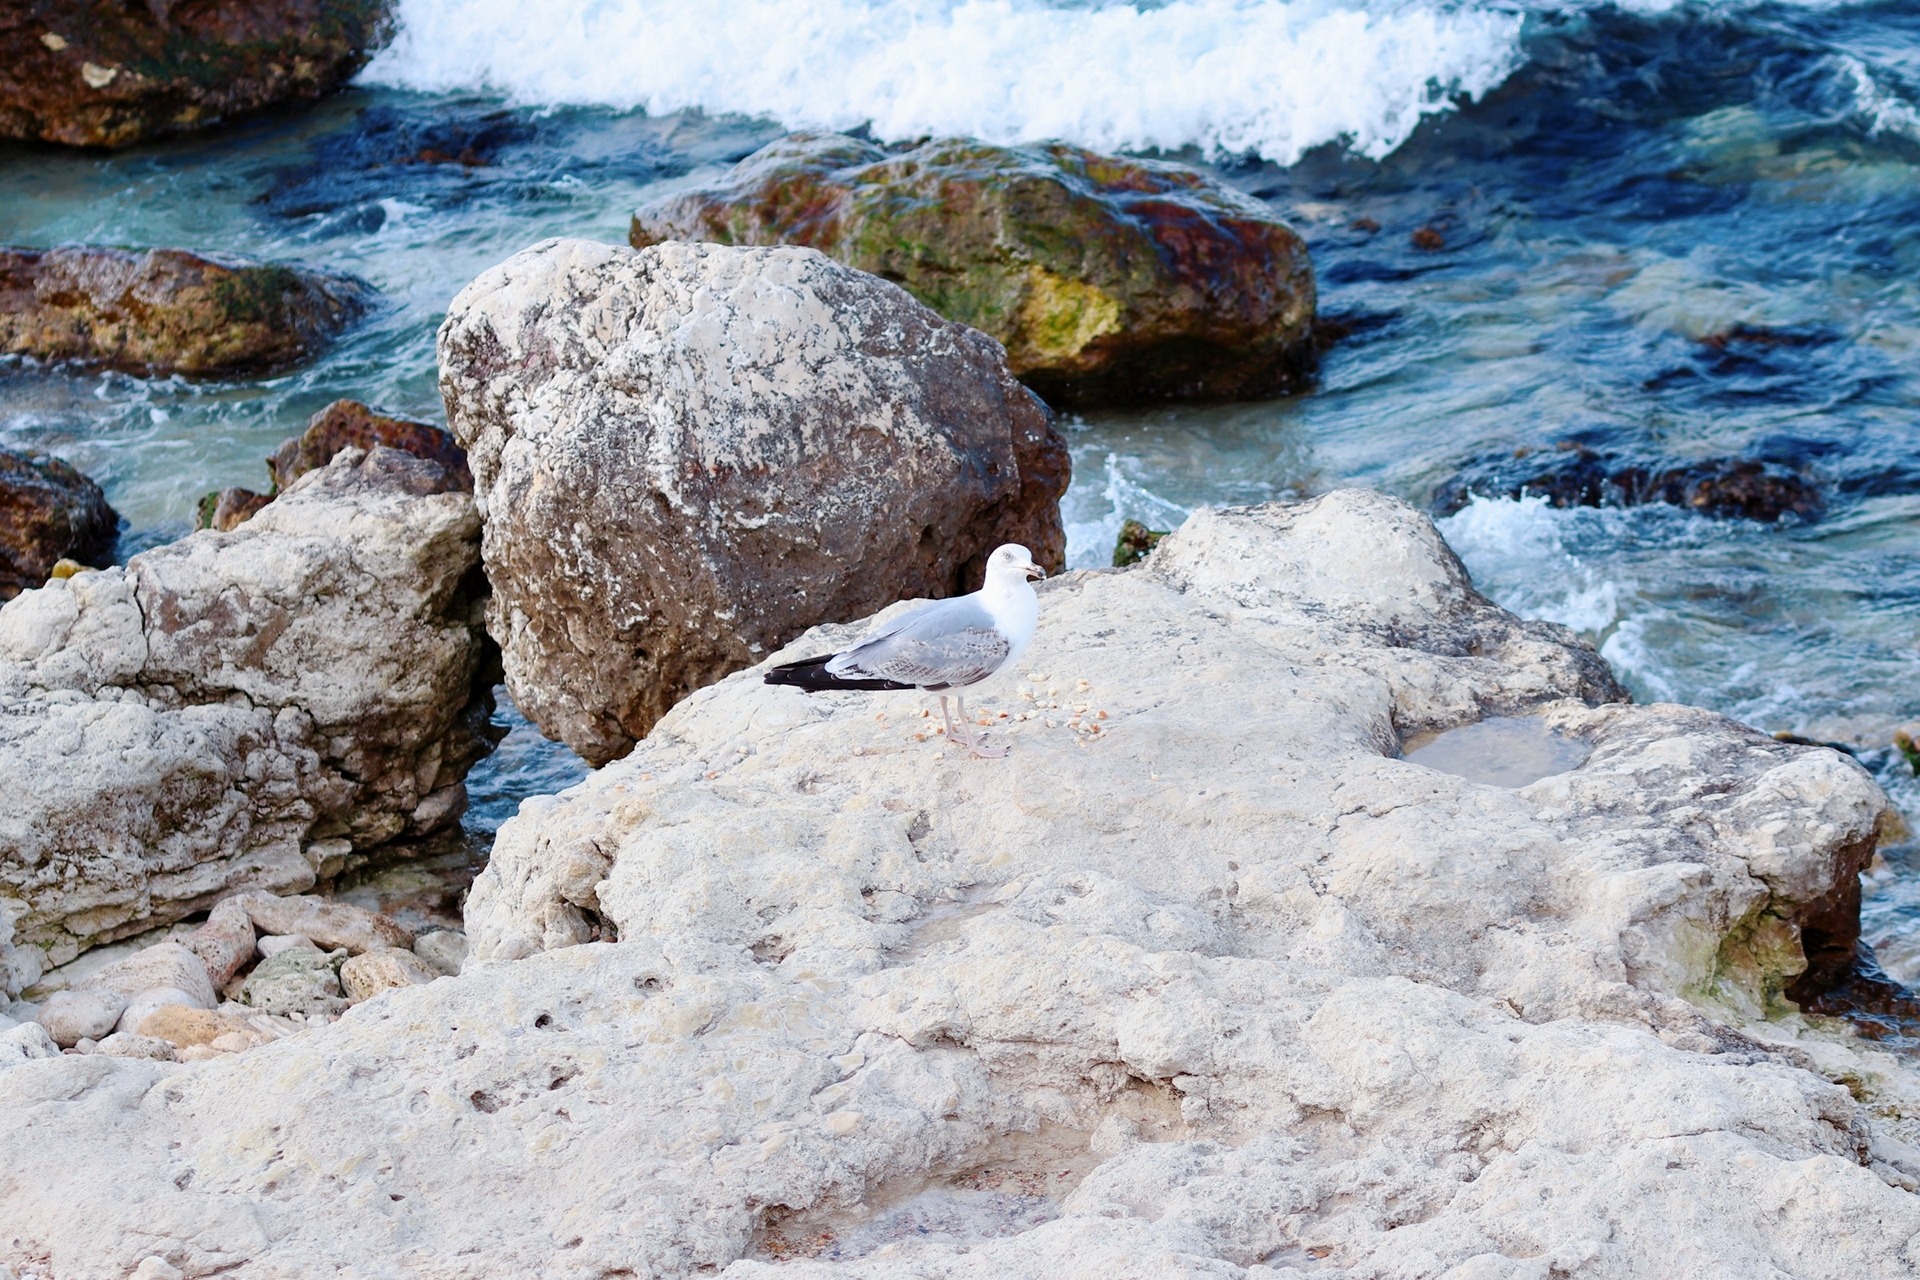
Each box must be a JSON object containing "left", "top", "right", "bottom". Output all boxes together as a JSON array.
[{"left": 3, "top": 2, "right": 1917, "bottom": 973}]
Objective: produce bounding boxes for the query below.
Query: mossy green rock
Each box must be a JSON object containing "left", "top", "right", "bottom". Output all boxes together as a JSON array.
[
  {"left": 631, "top": 133, "right": 1317, "bottom": 408},
  {"left": 0, "top": 246, "right": 370, "bottom": 375}
]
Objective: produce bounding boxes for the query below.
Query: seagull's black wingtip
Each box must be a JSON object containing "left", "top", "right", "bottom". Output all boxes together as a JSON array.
[{"left": 764, "top": 655, "right": 914, "bottom": 692}]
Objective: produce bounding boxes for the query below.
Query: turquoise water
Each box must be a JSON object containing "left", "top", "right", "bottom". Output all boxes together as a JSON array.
[{"left": 3, "top": 2, "right": 1918, "bottom": 974}]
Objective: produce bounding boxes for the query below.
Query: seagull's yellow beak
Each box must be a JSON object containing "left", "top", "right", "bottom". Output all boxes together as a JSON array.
[{"left": 1023, "top": 560, "right": 1046, "bottom": 581}]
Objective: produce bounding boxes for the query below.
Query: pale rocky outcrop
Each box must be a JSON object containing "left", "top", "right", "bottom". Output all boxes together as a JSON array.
[
  {"left": 0, "top": 490, "right": 1915, "bottom": 1278},
  {"left": 0, "top": 445, "right": 493, "bottom": 970},
  {"left": 438, "top": 237, "right": 1070, "bottom": 766}
]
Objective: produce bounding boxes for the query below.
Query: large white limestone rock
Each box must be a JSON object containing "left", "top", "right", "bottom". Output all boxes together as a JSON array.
[
  {"left": 0, "top": 490, "right": 1914, "bottom": 1279},
  {"left": 0, "top": 446, "right": 492, "bottom": 970},
  {"left": 438, "top": 236, "right": 1070, "bottom": 766}
]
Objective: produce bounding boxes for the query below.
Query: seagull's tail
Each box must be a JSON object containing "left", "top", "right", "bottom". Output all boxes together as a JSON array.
[{"left": 764, "top": 655, "right": 914, "bottom": 692}]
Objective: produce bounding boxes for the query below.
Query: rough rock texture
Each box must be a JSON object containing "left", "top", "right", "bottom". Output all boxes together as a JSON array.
[
  {"left": 0, "top": 246, "right": 371, "bottom": 375},
  {"left": 0, "top": 0, "right": 393, "bottom": 149},
  {"left": 413, "top": 927, "right": 467, "bottom": 976},
  {"left": 338, "top": 945, "right": 435, "bottom": 1002},
  {"left": 134, "top": 1004, "right": 252, "bottom": 1049},
  {"left": 439, "top": 237, "right": 1070, "bottom": 765},
  {"left": 631, "top": 133, "right": 1318, "bottom": 407},
  {"left": 235, "top": 945, "right": 345, "bottom": 1017},
  {"left": 76, "top": 941, "right": 214, "bottom": 1008},
  {"left": 197, "top": 398, "right": 471, "bottom": 532},
  {"left": 0, "top": 449, "right": 118, "bottom": 601},
  {"left": 179, "top": 896, "right": 254, "bottom": 989},
  {"left": 270, "top": 399, "right": 471, "bottom": 495},
  {"left": 32, "top": 988, "right": 123, "bottom": 1047},
  {"left": 195, "top": 486, "right": 271, "bottom": 533},
  {"left": 2, "top": 490, "right": 1915, "bottom": 1277},
  {"left": 229, "top": 888, "right": 414, "bottom": 955},
  {"left": 0, "top": 445, "right": 494, "bottom": 969}
]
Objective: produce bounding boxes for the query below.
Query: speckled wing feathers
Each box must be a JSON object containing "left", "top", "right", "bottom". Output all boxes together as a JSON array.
[{"left": 827, "top": 595, "right": 1012, "bottom": 689}]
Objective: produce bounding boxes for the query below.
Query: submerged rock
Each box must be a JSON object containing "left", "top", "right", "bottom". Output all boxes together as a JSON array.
[
  {"left": 632, "top": 133, "right": 1317, "bottom": 408},
  {"left": 439, "top": 237, "right": 1069, "bottom": 765},
  {"left": 0, "top": 445, "right": 495, "bottom": 969},
  {"left": 1434, "top": 444, "right": 1825, "bottom": 522},
  {"left": 0, "top": 0, "right": 393, "bottom": 149},
  {"left": 0, "top": 246, "right": 371, "bottom": 376},
  {"left": 0, "top": 449, "right": 117, "bottom": 600},
  {"left": 0, "top": 490, "right": 1908, "bottom": 1274},
  {"left": 1110, "top": 519, "right": 1167, "bottom": 568}
]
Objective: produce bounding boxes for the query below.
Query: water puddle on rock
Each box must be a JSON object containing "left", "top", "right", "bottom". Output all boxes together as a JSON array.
[{"left": 1401, "top": 716, "right": 1590, "bottom": 789}]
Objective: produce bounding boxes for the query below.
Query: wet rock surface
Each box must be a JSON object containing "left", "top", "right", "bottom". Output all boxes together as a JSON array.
[
  {"left": 0, "top": 449, "right": 117, "bottom": 600},
  {"left": 0, "top": 0, "right": 393, "bottom": 149},
  {"left": 0, "top": 246, "right": 371, "bottom": 376},
  {"left": 3, "top": 491, "right": 1910, "bottom": 1276},
  {"left": 631, "top": 132, "right": 1317, "bottom": 408},
  {"left": 439, "top": 237, "right": 1069, "bottom": 765},
  {"left": 0, "top": 445, "right": 495, "bottom": 969},
  {"left": 1433, "top": 443, "right": 1825, "bottom": 522}
]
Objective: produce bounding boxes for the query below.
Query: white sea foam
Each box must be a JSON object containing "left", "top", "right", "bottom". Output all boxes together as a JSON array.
[{"left": 361, "top": 0, "right": 1527, "bottom": 164}]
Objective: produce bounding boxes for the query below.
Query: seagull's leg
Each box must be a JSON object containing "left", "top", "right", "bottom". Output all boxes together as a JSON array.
[
  {"left": 938, "top": 695, "right": 961, "bottom": 747},
  {"left": 955, "top": 694, "right": 1007, "bottom": 759}
]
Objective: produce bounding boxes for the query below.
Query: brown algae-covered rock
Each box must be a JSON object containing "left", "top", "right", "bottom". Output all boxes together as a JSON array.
[
  {"left": 631, "top": 132, "right": 1317, "bottom": 407},
  {"left": 0, "top": 0, "right": 394, "bottom": 149},
  {"left": 0, "top": 246, "right": 371, "bottom": 375},
  {"left": 0, "top": 449, "right": 117, "bottom": 600},
  {"left": 268, "top": 399, "right": 471, "bottom": 494},
  {"left": 197, "top": 399, "right": 470, "bottom": 532},
  {"left": 439, "top": 237, "right": 1069, "bottom": 765}
]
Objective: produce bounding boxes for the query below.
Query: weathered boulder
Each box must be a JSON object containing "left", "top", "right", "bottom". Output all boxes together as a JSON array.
[
  {"left": 2, "top": 491, "right": 1914, "bottom": 1276},
  {"left": 194, "top": 486, "right": 270, "bottom": 533},
  {"left": 439, "top": 237, "right": 1069, "bottom": 765},
  {"left": 196, "top": 398, "right": 471, "bottom": 533},
  {"left": 236, "top": 944, "right": 346, "bottom": 1017},
  {"left": 32, "top": 988, "right": 123, "bottom": 1047},
  {"left": 338, "top": 945, "right": 434, "bottom": 1002},
  {"left": 0, "top": 0, "right": 393, "bottom": 149},
  {"left": 270, "top": 399, "right": 471, "bottom": 495},
  {"left": 0, "top": 445, "right": 495, "bottom": 969},
  {"left": 0, "top": 246, "right": 370, "bottom": 375},
  {"left": 0, "top": 449, "right": 117, "bottom": 600},
  {"left": 231, "top": 889, "right": 413, "bottom": 956},
  {"left": 631, "top": 133, "right": 1317, "bottom": 407}
]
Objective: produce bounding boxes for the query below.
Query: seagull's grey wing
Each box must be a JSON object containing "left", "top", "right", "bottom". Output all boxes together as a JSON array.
[{"left": 827, "top": 595, "right": 1009, "bottom": 689}]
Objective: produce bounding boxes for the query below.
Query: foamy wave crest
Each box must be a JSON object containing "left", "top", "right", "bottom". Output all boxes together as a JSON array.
[{"left": 361, "top": 0, "right": 1527, "bottom": 163}]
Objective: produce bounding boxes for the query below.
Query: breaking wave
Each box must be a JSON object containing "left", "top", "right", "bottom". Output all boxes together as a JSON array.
[{"left": 361, "top": 0, "right": 1531, "bottom": 164}]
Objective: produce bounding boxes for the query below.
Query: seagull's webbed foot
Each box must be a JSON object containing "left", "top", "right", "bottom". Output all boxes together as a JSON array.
[{"left": 955, "top": 695, "right": 1007, "bottom": 759}]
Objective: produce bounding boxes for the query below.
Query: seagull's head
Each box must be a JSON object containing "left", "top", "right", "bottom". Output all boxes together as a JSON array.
[{"left": 986, "top": 543, "right": 1046, "bottom": 585}]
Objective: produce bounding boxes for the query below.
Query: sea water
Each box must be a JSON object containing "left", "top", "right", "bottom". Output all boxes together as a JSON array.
[{"left": 3, "top": 0, "right": 1917, "bottom": 970}]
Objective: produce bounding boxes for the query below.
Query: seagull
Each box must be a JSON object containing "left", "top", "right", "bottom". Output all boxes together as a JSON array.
[{"left": 764, "top": 544, "right": 1046, "bottom": 759}]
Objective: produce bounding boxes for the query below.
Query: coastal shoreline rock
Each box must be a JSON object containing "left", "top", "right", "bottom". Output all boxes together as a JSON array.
[
  {"left": 632, "top": 132, "right": 1318, "bottom": 408},
  {"left": 0, "top": 0, "right": 394, "bottom": 149},
  {"left": 0, "top": 246, "right": 371, "bottom": 376},
  {"left": 439, "top": 237, "right": 1069, "bottom": 765},
  {"left": 196, "top": 398, "right": 471, "bottom": 532},
  {"left": 0, "top": 449, "right": 117, "bottom": 599},
  {"left": 0, "top": 491, "right": 1912, "bottom": 1276},
  {"left": 0, "top": 445, "right": 495, "bottom": 969}
]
